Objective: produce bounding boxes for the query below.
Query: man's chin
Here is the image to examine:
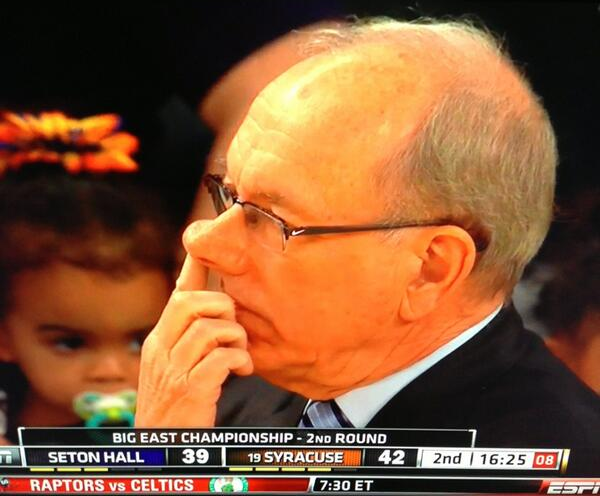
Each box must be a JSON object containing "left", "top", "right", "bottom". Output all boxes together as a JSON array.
[{"left": 254, "top": 371, "right": 338, "bottom": 400}]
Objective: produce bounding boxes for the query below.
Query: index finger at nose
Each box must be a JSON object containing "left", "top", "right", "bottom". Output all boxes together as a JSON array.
[{"left": 176, "top": 255, "right": 208, "bottom": 292}]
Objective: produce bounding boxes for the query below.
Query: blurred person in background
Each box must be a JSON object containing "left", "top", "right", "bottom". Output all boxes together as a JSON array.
[{"left": 534, "top": 189, "right": 600, "bottom": 394}]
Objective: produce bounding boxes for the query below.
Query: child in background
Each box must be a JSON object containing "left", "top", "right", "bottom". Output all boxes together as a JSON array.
[{"left": 0, "top": 112, "right": 176, "bottom": 443}]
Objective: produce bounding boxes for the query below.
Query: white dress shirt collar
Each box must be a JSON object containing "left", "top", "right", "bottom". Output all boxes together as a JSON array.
[{"left": 330, "top": 305, "right": 503, "bottom": 428}]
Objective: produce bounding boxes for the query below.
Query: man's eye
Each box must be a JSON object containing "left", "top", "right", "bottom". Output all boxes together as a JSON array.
[
  {"left": 245, "top": 207, "right": 261, "bottom": 227},
  {"left": 53, "top": 336, "right": 85, "bottom": 351}
]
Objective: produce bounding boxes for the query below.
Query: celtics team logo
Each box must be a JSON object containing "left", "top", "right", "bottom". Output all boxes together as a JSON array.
[{"left": 209, "top": 476, "right": 249, "bottom": 492}]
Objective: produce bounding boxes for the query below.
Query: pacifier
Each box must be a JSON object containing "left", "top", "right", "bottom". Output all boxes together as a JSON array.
[{"left": 73, "top": 390, "right": 137, "bottom": 427}]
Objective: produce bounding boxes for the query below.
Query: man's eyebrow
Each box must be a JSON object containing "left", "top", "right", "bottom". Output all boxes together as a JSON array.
[
  {"left": 223, "top": 176, "right": 289, "bottom": 208},
  {"left": 256, "top": 190, "right": 286, "bottom": 205}
]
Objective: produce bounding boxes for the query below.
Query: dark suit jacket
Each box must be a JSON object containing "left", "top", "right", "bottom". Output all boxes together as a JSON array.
[
  {"left": 217, "top": 305, "right": 600, "bottom": 476},
  {"left": 216, "top": 375, "right": 306, "bottom": 427},
  {"left": 368, "top": 305, "right": 600, "bottom": 476}
]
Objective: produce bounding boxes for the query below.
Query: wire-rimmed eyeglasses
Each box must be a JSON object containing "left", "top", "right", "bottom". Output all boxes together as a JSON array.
[{"left": 204, "top": 174, "right": 488, "bottom": 252}]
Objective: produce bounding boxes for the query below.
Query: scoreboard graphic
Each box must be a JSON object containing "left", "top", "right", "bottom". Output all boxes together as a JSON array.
[{"left": 0, "top": 427, "right": 593, "bottom": 494}]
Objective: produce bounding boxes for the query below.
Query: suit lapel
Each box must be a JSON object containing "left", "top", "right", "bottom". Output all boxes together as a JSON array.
[{"left": 367, "top": 304, "right": 530, "bottom": 428}]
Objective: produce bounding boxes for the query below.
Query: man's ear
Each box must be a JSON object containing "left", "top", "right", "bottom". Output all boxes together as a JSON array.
[
  {"left": 0, "top": 324, "right": 16, "bottom": 362},
  {"left": 399, "top": 226, "right": 477, "bottom": 321}
]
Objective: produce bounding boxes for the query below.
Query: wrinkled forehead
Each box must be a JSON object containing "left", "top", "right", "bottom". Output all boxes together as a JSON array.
[{"left": 226, "top": 44, "right": 432, "bottom": 210}]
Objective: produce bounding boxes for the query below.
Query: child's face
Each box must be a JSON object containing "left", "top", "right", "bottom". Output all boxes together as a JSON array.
[{"left": 0, "top": 262, "right": 171, "bottom": 423}]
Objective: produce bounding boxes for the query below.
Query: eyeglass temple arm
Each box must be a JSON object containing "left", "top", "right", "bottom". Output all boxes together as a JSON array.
[
  {"left": 289, "top": 222, "right": 488, "bottom": 251},
  {"left": 289, "top": 221, "right": 447, "bottom": 236}
]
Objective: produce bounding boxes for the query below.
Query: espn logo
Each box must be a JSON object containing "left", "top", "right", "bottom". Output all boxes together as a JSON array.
[{"left": 540, "top": 481, "right": 600, "bottom": 494}]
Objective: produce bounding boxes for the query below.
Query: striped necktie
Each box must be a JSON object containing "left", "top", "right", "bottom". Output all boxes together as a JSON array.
[{"left": 298, "top": 400, "right": 354, "bottom": 428}]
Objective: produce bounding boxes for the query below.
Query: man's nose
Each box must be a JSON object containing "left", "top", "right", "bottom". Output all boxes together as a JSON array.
[{"left": 182, "top": 206, "right": 249, "bottom": 277}]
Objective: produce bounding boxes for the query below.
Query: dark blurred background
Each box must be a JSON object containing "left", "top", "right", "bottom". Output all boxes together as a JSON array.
[{"left": 1, "top": 1, "right": 598, "bottom": 233}]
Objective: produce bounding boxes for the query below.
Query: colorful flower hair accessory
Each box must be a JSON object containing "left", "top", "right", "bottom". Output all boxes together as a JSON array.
[{"left": 0, "top": 111, "right": 139, "bottom": 175}]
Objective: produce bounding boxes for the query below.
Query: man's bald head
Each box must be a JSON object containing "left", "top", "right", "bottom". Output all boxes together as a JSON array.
[{"left": 233, "top": 43, "right": 434, "bottom": 187}]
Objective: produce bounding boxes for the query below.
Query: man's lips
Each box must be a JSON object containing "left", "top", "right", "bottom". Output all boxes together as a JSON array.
[
  {"left": 231, "top": 296, "right": 275, "bottom": 339},
  {"left": 221, "top": 283, "right": 261, "bottom": 318},
  {"left": 225, "top": 292, "right": 279, "bottom": 346}
]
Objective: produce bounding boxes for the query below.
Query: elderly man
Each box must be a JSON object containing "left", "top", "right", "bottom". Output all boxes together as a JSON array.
[{"left": 136, "top": 20, "right": 600, "bottom": 475}]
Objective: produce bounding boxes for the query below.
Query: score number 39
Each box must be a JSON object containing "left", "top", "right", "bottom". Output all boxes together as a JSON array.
[
  {"left": 378, "top": 449, "right": 405, "bottom": 465},
  {"left": 181, "top": 448, "right": 210, "bottom": 464}
]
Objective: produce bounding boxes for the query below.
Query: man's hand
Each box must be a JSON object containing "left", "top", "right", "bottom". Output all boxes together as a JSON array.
[{"left": 135, "top": 254, "right": 253, "bottom": 427}]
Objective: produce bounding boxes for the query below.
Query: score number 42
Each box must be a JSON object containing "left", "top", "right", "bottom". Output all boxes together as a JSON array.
[{"left": 377, "top": 449, "right": 406, "bottom": 465}]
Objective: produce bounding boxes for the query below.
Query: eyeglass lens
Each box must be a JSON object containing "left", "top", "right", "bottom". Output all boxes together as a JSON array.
[
  {"left": 206, "top": 177, "right": 286, "bottom": 251},
  {"left": 206, "top": 178, "right": 232, "bottom": 214}
]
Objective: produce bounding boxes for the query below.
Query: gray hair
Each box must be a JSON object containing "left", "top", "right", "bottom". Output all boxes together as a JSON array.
[{"left": 302, "top": 19, "right": 557, "bottom": 295}]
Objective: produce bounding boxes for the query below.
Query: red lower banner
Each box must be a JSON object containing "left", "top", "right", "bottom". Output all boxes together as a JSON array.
[{"left": 0, "top": 476, "right": 310, "bottom": 493}]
